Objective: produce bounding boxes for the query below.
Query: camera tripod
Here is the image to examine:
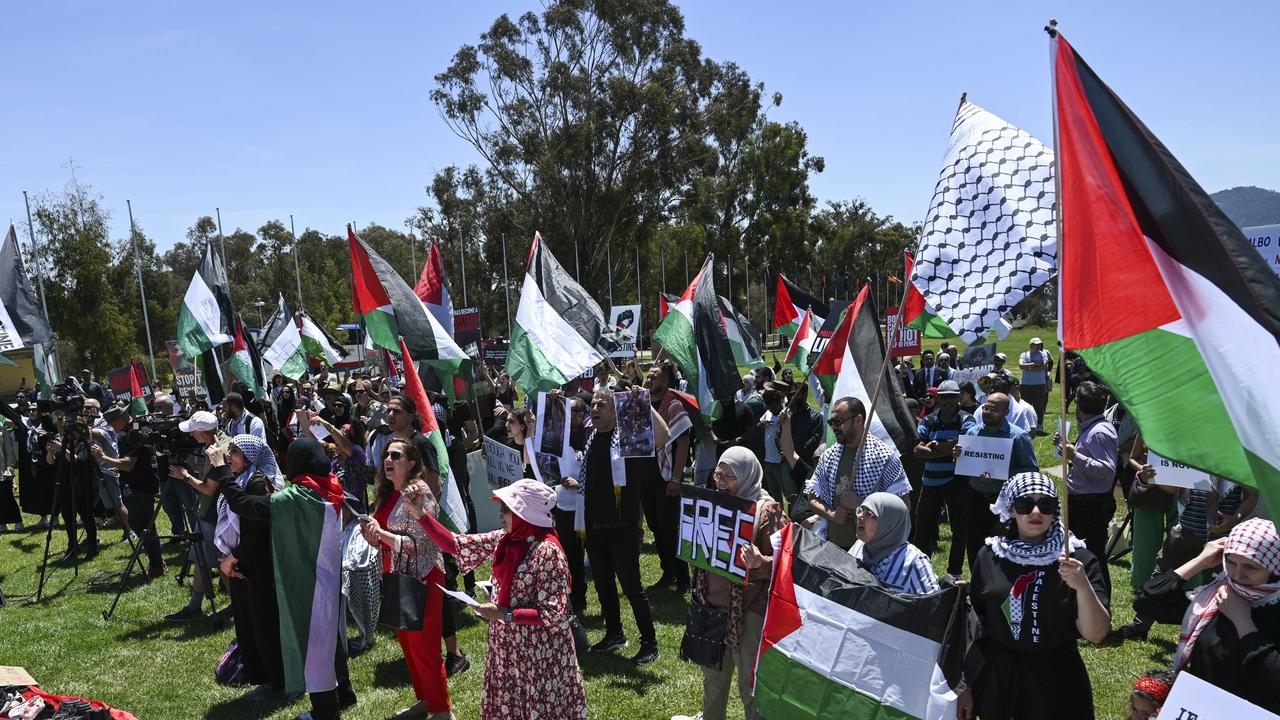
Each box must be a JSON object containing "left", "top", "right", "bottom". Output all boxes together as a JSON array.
[
  {"left": 101, "top": 477, "right": 220, "bottom": 623},
  {"left": 34, "top": 463, "right": 90, "bottom": 603}
]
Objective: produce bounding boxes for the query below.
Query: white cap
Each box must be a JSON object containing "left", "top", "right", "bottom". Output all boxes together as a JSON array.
[
  {"left": 1029, "top": 337, "right": 1044, "bottom": 345},
  {"left": 178, "top": 410, "right": 219, "bottom": 433}
]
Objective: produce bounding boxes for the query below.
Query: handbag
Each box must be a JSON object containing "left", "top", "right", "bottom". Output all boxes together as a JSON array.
[
  {"left": 679, "top": 597, "right": 729, "bottom": 670},
  {"left": 378, "top": 534, "right": 429, "bottom": 631}
]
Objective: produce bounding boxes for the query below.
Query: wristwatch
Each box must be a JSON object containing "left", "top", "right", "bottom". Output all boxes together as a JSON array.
[{"left": 503, "top": 608, "right": 514, "bottom": 623}]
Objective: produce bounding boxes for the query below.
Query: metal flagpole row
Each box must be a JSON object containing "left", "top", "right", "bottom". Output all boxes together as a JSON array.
[{"left": 126, "top": 200, "right": 159, "bottom": 381}]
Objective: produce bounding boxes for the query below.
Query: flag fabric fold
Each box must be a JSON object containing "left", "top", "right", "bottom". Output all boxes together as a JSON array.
[
  {"left": 902, "top": 251, "right": 959, "bottom": 340},
  {"left": 398, "top": 336, "right": 469, "bottom": 533},
  {"left": 772, "top": 274, "right": 829, "bottom": 339},
  {"left": 127, "top": 358, "right": 149, "bottom": 417},
  {"left": 783, "top": 306, "right": 818, "bottom": 373},
  {"left": 263, "top": 316, "right": 308, "bottom": 381},
  {"left": 718, "top": 295, "right": 764, "bottom": 369},
  {"left": 414, "top": 241, "right": 455, "bottom": 339},
  {"left": 271, "top": 483, "right": 342, "bottom": 695},
  {"left": 0, "top": 222, "right": 53, "bottom": 351},
  {"left": 505, "top": 232, "right": 607, "bottom": 394},
  {"left": 229, "top": 316, "right": 265, "bottom": 399},
  {"left": 1053, "top": 33, "right": 1280, "bottom": 519},
  {"left": 911, "top": 99, "right": 1057, "bottom": 343},
  {"left": 177, "top": 241, "right": 234, "bottom": 361},
  {"left": 652, "top": 254, "right": 740, "bottom": 422},
  {"left": 754, "top": 523, "right": 966, "bottom": 720}
]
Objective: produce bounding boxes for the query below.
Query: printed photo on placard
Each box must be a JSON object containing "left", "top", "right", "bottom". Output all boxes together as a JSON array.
[
  {"left": 532, "top": 451, "right": 563, "bottom": 487},
  {"left": 536, "top": 392, "right": 570, "bottom": 457},
  {"left": 615, "top": 388, "right": 655, "bottom": 457}
]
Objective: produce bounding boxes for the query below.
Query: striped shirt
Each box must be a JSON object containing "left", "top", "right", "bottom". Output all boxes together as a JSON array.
[
  {"left": 917, "top": 410, "right": 976, "bottom": 487},
  {"left": 1180, "top": 479, "right": 1244, "bottom": 541},
  {"left": 854, "top": 541, "right": 941, "bottom": 594}
]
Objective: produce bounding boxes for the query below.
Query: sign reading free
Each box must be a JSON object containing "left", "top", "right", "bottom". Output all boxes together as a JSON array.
[{"left": 678, "top": 484, "right": 756, "bottom": 584}]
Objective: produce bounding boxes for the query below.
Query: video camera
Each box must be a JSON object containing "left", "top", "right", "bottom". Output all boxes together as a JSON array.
[{"left": 130, "top": 412, "right": 201, "bottom": 458}]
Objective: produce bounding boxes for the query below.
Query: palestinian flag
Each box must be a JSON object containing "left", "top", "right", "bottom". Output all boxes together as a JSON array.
[
  {"left": 0, "top": 222, "right": 53, "bottom": 352},
  {"left": 33, "top": 343, "right": 55, "bottom": 399},
  {"left": 299, "top": 313, "right": 342, "bottom": 365},
  {"left": 783, "top": 306, "right": 818, "bottom": 373},
  {"left": 754, "top": 523, "right": 966, "bottom": 720},
  {"left": 658, "top": 292, "right": 679, "bottom": 321},
  {"left": 176, "top": 241, "right": 234, "bottom": 361},
  {"left": 506, "top": 232, "right": 607, "bottom": 394},
  {"left": 652, "top": 254, "right": 740, "bottom": 422},
  {"left": 257, "top": 294, "right": 293, "bottom": 355},
  {"left": 262, "top": 316, "right": 309, "bottom": 381},
  {"left": 810, "top": 284, "right": 917, "bottom": 450},
  {"left": 228, "top": 316, "right": 264, "bottom": 398},
  {"left": 1002, "top": 570, "right": 1039, "bottom": 641},
  {"left": 414, "top": 240, "right": 455, "bottom": 339},
  {"left": 1054, "top": 33, "right": 1280, "bottom": 518},
  {"left": 126, "top": 357, "right": 149, "bottom": 417},
  {"left": 271, "top": 483, "right": 342, "bottom": 695},
  {"left": 718, "top": 295, "right": 764, "bottom": 369},
  {"left": 399, "top": 336, "right": 468, "bottom": 532},
  {"left": 772, "top": 274, "right": 828, "bottom": 339},
  {"left": 902, "top": 250, "right": 958, "bottom": 339},
  {"left": 348, "top": 226, "right": 469, "bottom": 391}
]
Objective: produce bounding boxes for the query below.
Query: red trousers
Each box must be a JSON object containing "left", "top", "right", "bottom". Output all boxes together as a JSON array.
[{"left": 397, "top": 566, "right": 451, "bottom": 712}]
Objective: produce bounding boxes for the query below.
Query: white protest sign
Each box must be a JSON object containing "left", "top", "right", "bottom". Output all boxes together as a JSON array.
[
  {"left": 1148, "top": 451, "right": 1214, "bottom": 491},
  {"left": 1243, "top": 223, "right": 1280, "bottom": 277},
  {"left": 608, "top": 304, "right": 643, "bottom": 358},
  {"left": 1054, "top": 419, "right": 1071, "bottom": 459},
  {"left": 483, "top": 436, "right": 524, "bottom": 490},
  {"left": 1160, "top": 669, "right": 1278, "bottom": 719},
  {"left": 955, "top": 435, "right": 1015, "bottom": 480}
]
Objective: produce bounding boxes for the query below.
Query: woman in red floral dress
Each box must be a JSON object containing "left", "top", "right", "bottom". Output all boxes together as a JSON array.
[{"left": 405, "top": 478, "right": 588, "bottom": 720}]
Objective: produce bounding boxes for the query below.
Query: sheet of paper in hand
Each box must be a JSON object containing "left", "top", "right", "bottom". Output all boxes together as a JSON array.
[
  {"left": 1161, "top": 669, "right": 1278, "bottom": 719},
  {"left": 954, "top": 435, "right": 1014, "bottom": 480},
  {"left": 615, "top": 388, "right": 656, "bottom": 457},
  {"left": 678, "top": 484, "right": 756, "bottom": 584},
  {"left": 1148, "top": 451, "right": 1214, "bottom": 491},
  {"left": 482, "top": 436, "right": 524, "bottom": 491}
]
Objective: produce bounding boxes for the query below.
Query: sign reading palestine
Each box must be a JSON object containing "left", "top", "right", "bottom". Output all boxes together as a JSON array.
[{"left": 677, "top": 484, "right": 755, "bottom": 584}]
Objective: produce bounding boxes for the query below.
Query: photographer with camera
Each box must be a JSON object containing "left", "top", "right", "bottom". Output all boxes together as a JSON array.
[
  {"left": 86, "top": 398, "right": 132, "bottom": 543},
  {"left": 163, "top": 410, "right": 225, "bottom": 622},
  {"left": 151, "top": 394, "right": 194, "bottom": 546},
  {"left": 46, "top": 395, "right": 100, "bottom": 561},
  {"left": 93, "top": 405, "right": 167, "bottom": 578}
]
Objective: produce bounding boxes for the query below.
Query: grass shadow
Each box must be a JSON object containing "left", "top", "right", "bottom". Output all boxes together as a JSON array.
[
  {"left": 203, "top": 690, "right": 297, "bottom": 720},
  {"left": 578, "top": 652, "right": 663, "bottom": 694},
  {"left": 115, "top": 615, "right": 230, "bottom": 642},
  {"left": 371, "top": 657, "right": 412, "bottom": 689}
]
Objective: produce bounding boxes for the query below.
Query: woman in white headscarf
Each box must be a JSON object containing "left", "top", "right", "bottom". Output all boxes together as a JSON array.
[
  {"left": 681, "top": 446, "right": 789, "bottom": 720},
  {"left": 958, "top": 472, "right": 1109, "bottom": 720},
  {"left": 850, "top": 492, "right": 939, "bottom": 593},
  {"left": 1133, "top": 517, "right": 1280, "bottom": 709}
]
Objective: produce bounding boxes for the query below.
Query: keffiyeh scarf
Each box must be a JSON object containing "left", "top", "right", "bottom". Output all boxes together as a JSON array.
[
  {"left": 1174, "top": 518, "right": 1280, "bottom": 669},
  {"left": 572, "top": 428, "right": 626, "bottom": 532},
  {"left": 986, "top": 471, "right": 1083, "bottom": 566},
  {"left": 215, "top": 434, "right": 283, "bottom": 555}
]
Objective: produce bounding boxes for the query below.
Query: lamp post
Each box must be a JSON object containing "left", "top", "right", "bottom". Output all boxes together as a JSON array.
[{"left": 252, "top": 300, "right": 266, "bottom": 328}]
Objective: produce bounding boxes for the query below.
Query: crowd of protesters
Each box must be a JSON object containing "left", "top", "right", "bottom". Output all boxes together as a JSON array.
[{"left": 1, "top": 333, "right": 1277, "bottom": 719}]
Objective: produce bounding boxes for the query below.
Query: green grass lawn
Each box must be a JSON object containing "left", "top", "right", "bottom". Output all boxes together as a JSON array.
[{"left": 0, "top": 326, "right": 1171, "bottom": 719}]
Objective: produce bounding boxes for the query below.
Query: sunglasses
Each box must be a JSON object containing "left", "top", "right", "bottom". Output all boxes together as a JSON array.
[
  {"left": 1012, "top": 495, "right": 1059, "bottom": 516},
  {"left": 827, "top": 415, "right": 853, "bottom": 428},
  {"left": 384, "top": 450, "right": 405, "bottom": 461}
]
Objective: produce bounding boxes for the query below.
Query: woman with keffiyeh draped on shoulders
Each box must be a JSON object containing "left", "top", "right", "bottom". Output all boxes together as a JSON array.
[
  {"left": 1133, "top": 517, "right": 1280, "bottom": 710},
  {"left": 958, "top": 472, "right": 1110, "bottom": 720}
]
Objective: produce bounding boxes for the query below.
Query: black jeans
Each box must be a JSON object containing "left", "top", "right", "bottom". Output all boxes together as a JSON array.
[
  {"left": 965, "top": 486, "right": 1004, "bottom": 574},
  {"left": 60, "top": 473, "right": 98, "bottom": 551},
  {"left": 553, "top": 507, "right": 587, "bottom": 612},
  {"left": 1069, "top": 491, "right": 1116, "bottom": 595},
  {"left": 640, "top": 474, "right": 686, "bottom": 585},
  {"left": 585, "top": 523, "right": 656, "bottom": 645},
  {"left": 913, "top": 479, "right": 968, "bottom": 576},
  {"left": 122, "top": 487, "right": 164, "bottom": 571},
  {"left": 308, "top": 595, "right": 356, "bottom": 719}
]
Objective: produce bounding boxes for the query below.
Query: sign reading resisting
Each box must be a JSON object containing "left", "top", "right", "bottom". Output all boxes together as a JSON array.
[{"left": 677, "top": 485, "right": 756, "bottom": 584}]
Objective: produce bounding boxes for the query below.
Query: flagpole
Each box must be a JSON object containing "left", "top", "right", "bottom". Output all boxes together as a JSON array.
[
  {"left": 660, "top": 248, "right": 667, "bottom": 296},
  {"left": 684, "top": 251, "right": 689, "bottom": 286},
  {"left": 408, "top": 222, "right": 419, "bottom": 279},
  {"left": 607, "top": 240, "right": 614, "bottom": 308},
  {"left": 635, "top": 244, "right": 641, "bottom": 306},
  {"left": 22, "top": 191, "right": 50, "bottom": 324},
  {"left": 215, "top": 208, "right": 231, "bottom": 306},
  {"left": 501, "top": 233, "right": 512, "bottom": 336},
  {"left": 1046, "top": 18, "right": 1071, "bottom": 540},
  {"left": 126, "top": 200, "right": 159, "bottom": 382},
  {"left": 849, "top": 91, "right": 970, "bottom": 475},
  {"left": 289, "top": 215, "right": 304, "bottom": 307}
]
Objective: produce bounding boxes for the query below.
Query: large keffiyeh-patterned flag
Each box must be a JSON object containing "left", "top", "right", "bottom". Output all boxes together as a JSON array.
[{"left": 910, "top": 99, "right": 1057, "bottom": 343}]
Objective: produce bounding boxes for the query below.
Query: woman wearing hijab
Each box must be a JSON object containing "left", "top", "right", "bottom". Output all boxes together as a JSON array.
[
  {"left": 959, "top": 472, "right": 1110, "bottom": 720},
  {"left": 1133, "top": 517, "right": 1280, "bottom": 709},
  {"left": 361, "top": 439, "right": 454, "bottom": 720},
  {"left": 408, "top": 478, "right": 588, "bottom": 720},
  {"left": 850, "top": 493, "right": 939, "bottom": 594},
  {"left": 688, "top": 447, "right": 789, "bottom": 720},
  {"left": 186, "top": 433, "right": 285, "bottom": 697}
]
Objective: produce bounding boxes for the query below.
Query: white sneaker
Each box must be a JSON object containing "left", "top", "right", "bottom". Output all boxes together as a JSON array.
[
  {"left": 671, "top": 714, "right": 704, "bottom": 720},
  {"left": 943, "top": 573, "right": 962, "bottom": 584}
]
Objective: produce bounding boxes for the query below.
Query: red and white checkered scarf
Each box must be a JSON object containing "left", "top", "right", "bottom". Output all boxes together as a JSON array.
[{"left": 1174, "top": 518, "right": 1280, "bottom": 669}]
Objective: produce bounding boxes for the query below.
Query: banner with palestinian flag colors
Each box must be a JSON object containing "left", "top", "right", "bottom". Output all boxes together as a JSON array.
[
  {"left": 414, "top": 240, "right": 455, "bottom": 339},
  {"left": 270, "top": 483, "right": 341, "bottom": 694},
  {"left": 506, "top": 232, "right": 608, "bottom": 394},
  {"left": 0, "top": 222, "right": 53, "bottom": 352},
  {"left": 783, "top": 306, "right": 817, "bottom": 373},
  {"left": 228, "top": 316, "right": 264, "bottom": 399},
  {"left": 809, "top": 284, "right": 917, "bottom": 449},
  {"left": 348, "top": 225, "right": 469, "bottom": 392},
  {"left": 1053, "top": 32, "right": 1280, "bottom": 519},
  {"left": 126, "top": 357, "right": 149, "bottom": 417},
  {"left": 399, "top": 336, "right": 469, "bottom": 533},
  {"left": 653, "top": 254, "right": 740, "bottom": 422},
  {"left": 754, "top": 523, "right": 966, "bottom": 720},
  {"left": 772, "top": 274, "right": 828, "bottom": 339},
  {"left": 658, "top": 292, "right": 678, "bottom": 321},
  {"left": 718, "top": 295, "right": 764, "bottom": 369}
]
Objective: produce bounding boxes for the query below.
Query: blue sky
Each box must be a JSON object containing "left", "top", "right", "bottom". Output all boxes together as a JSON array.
[{"left": 2, "top": 1, "right": 1276, "bottom": 251}]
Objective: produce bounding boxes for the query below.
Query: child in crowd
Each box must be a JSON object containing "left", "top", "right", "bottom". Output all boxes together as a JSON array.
[{"left": 1128, "top": 669, "right": 1174, "bottom": 720}]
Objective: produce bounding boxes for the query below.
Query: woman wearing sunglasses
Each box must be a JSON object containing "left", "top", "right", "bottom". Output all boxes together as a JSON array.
[
  {"left": 406, "top": 478, "right": 588, "bottom": 720},
  {"left": 362, "top": 440, "right": 455, "bottom": 719},
  {"left": 958, "top": 472, "right": 1110, "bottom": 720}
]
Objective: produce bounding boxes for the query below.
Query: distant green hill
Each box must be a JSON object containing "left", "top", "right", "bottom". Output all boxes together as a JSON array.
[{"left": 1212, "top": 185, "right": 1280, "bottom": 227}]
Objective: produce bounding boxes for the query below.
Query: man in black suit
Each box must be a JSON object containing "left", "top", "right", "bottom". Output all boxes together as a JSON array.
[{"left": 911, "top": 350, "right": 949, "bottom": 398}]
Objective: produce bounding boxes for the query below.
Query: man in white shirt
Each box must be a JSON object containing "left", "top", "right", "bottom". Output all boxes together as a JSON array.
[
  {"left": 1018, "top": 337, "right": 1052, "bottom": 431},
  {"left": 974, "top": 376, "right": 1038, "bottom": 433}
]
